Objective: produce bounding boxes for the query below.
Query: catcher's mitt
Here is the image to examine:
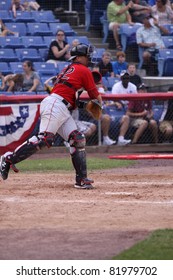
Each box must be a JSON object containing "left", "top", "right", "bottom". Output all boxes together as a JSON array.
[{"left": 85, "top": 99, "right": 102, "bottom": 120}]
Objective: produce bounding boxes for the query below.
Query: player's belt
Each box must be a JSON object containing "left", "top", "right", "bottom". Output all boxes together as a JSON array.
[{"left": 51, "top": 93, "right": 73, "bottom": 110}]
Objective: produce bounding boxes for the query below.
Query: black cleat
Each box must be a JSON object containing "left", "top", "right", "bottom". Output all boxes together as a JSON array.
[
  {"left": 0, "top": 155, "right": 11, "bottom": 180},
  {"left": 74, "top": 178, "right": 94, "bottom": 189}
]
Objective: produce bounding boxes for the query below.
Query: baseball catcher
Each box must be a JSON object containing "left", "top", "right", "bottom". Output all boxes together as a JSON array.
[{"left": 0, "top": 43, "right": 102, "bottom": 189}]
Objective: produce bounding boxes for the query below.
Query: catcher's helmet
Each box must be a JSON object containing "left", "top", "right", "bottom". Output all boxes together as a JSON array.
[{"left": 69, "top": 43, "right": 94, "bottom": 61}]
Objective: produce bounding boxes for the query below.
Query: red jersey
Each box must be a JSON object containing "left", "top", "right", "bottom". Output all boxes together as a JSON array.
[{"left": 51, "top": 63, "right": 99, "bottom": 108}]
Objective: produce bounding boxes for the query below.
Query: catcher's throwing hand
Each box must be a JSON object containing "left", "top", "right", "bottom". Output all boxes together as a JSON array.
[{"left": 86, "top": 99, "right": 102, "bottom": 120}]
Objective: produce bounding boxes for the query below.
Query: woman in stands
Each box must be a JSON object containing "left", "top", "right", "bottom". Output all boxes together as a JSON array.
[
  {"left": 0, "top": 19, "right": 18, "bottom": 36},
  {"left": 151, "top": 0, "right": 173, "bottom": 25},
  {"left": 4, "top": 73, "right": 24, "bottom": 92},
  {"left": 46, "top": 29, "right": 70, "bottom": 66},
  {"left": 22, "top": 60, "right": 43, "bottom": 92}
]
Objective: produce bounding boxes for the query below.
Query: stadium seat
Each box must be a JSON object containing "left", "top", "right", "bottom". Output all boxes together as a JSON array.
[
  {"left": 162, "top": 36, "right": 173, "bottom": 49},
  {"left": 66, "top": 36, "right": 90, "bottom": 45},
  {"left": 21, "top": 36, "right": 47, "bottom": 49},
  {"left": 9, "top": 62, "right": 23, "bottom": 73},
  {"left": 0, "top": 37, "right": 25, "bottom": 49},
  {"left": 0, "top": 62, "right": 12, "bottom": 75},
  {"left": 0, "top": 0, "right": 11, "bottom": 10},
  {"left": 31, "top": 10, "right": 59, "bottom": 23},
  {"left": 26, "top": 23, "right": 53, "bottom": 36},
  {"left": 158, "top": 49, "right": 173, "bottom": 76},
  {"left": 49, "top": 23, "right": 76, "bottom": 36},
  {"left": 0, "top": 49, "right": 19, "bottom": 62},
  {"left": 107, "top": 77, "right": 119, "bottom": 91},
  {"left": 119, "top": 23, "right": 142, "bottom": 52},
  {"left": 57, "top": 62, "right": 70, "bottom": 74},
  {"left": 15, "top": 48, "right": 42, "bottom": 62},
  {"left": 5, "top": 22, "right": 27, "bottom": 36},
  {"left": 92, "top": 48, "right": 105, "bottom": 62},
  {"left": 163, "top": 24, "right": 173, "bottom": 36},
  {"left": 43, "top": 36, "right": 55, "bottom": 46},
  {"left": 13, "top": 11, "right": 36, "bottom": 22},
  {"left": 38, "top": 48, "right": 49, "bottom": 61},
  {"left": 0, "top": 10, "right": 13, "bottom": 22},
  {"left": 34, "top": 62, "right": 58, "bottom": 76}
]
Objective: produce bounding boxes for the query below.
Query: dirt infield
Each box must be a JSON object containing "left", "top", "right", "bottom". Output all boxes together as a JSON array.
[{"left": 0, "top": 154, "right": 173, "bottom": 260}]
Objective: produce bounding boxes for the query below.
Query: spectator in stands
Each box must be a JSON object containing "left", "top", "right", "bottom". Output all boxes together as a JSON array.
[
  {"left": 107, "top": 0, "right": 134, "bottom": 50},
  {"left": 11, "top": 0, "right": 40, "bottom": 18},
  {"left": 112, "top": 51, "right": 128, "bottom": 78},
  {"left": 22, "top": 60, "right": 43, "bottom": 92},
  {"left": 4, "top": 73, "right": 24, "bottom": 92},
  {"left": 126, "top": 83, "right": 158, "bottom": 144},
  {"left": 93, "top": 51, "right": 114, "bottom": 78},
  {"left": 0, "top": 19, "right": 18, "bottom": 36},
  {"left": 159, "top": 86, "right": 173, "bottom": 142},
  {"left": 136, "top": 14, "right": 169, "bottom": 75},
  {"left": 0, "top": 72, "right": 5, "bottom": 92},
  {"left": 151, "top": 0, "right": 173, "bottom": 25},
  {"left": 129, "top": 0, "right": 151, "bottom": 23},
  {"left": 23, "top": 1, "right": 41, "bottom": 11},
  {"left": 127, "top": 62, "right": 143, "bottom": 86},
  {"left": 46, "top": 29, "right": 70, "bottom": 66},
  {"left": 71, "top": 39, "right": 80, "bottom": 48},
  {"left": 111, "top": 71, "right": 137, "bottom": 145}
]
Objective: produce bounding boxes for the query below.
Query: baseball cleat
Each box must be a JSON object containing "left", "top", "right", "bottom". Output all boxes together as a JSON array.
[
  {"left": 0, "top": 155, "right": 11, "bottom": 180},
  {"left": 74, "top": 178, "right": 94, "bottom": 189}
]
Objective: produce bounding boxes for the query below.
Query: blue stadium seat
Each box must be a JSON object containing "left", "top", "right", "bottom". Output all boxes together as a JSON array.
[
  {"left": 92, "top": 48, "right": 105, "bottom": 62},
  {"left": 158, "top": 49, "right": 173, "bottom": 76},
  {"left": 107, "top": 77, "right": 119, "bottom": 91},
  {"left": 9, "top": 62, "right": 23, "bottom": 73},
  {"left": 0, "top": 62, "right": 12, "bottom": 75},
  {"left": 0, "top": 37, "right": 25, "bottom": 49},
  {"left": 0, "top": 49, "right": 19, "bottom": 62},
  {"left": 162, "top": 36, "right": 173, "bottom": 49},
  {"left": 163, "top": 24, "right": 173, "bottom": 36},
  {"left": 0, "top": 10, "right": 13, "bottom": 22},
  {"left": 43, "top": 36, "right": 55, "bottom": 46},
  {"left": 119, "top": 23, "right": 142, "bottom": 52},
  {"left": 21, "top": 36, "right": 47, "bottom": 49},
  {"left": 49, "top": 23, "right": 76, "bottom": 36},
  {"left": 5, "top": 22, "right": 27, "bottom": 36},
  {"left": 15, "top": 48, "right": 42, "bottom": 62},
  {"left": 0, "top": 0, "right": 11, "bottom": 10},
  {"left": 31, "top": 10, "right": 59, "bottom": 23},
  {"left": 38, "top": 48, "right": 49, "bottom": 61},
  {"left": 57, "top": 62, "right": 70, "bottom": 74},
  {"left": 34, "top": 62, "right": 58, "bottom": 76},
  {"left": 13, "top": 11, "right": 36, "bottom": 22},
  {"left": 66, "top": 36, "right": 90, "bottom": 45},
  {"left": 26, "top": 22, "right": 53, "bottom": 36}
]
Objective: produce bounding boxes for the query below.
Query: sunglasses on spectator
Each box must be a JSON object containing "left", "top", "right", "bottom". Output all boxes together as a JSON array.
[{"left": 57, "top": 33, "right": 64, "bottom": 36}]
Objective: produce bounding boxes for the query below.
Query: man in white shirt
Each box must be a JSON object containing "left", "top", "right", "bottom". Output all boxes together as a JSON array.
[{"left": 111, "top": 71, "right": 137, "bottom": 145}]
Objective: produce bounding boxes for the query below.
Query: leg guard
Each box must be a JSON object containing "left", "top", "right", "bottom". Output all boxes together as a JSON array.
[
  {"left": 0, "top": 132, "right": 54, "bottom": 180},
  {"left": 69, "top": 130, "right": 94, "bottom": 188}
]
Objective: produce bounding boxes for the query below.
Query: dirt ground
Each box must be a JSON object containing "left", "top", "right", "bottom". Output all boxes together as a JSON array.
[{"left": 0, "top": 152, "right": 173, "bottom": 260}]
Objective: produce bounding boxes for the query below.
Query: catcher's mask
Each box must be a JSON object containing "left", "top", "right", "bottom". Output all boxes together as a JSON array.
[{"left": 68, "top": 43, "right": 95, "bottom": 62}]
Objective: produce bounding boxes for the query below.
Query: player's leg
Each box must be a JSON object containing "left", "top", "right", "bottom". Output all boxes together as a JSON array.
[
  {"left": 0, "top": 96, "right": 70, "bottom": 180},
  {"left": 58, "top": 117, "right": 94, "bottom": 189}
]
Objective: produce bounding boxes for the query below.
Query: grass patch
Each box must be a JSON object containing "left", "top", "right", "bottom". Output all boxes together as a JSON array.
[
  {"left": 16, "top": 157, "right": 134, "bottom": 172},
  {"left": 113, "top": 229, "right": 173, "bottom": 260}
]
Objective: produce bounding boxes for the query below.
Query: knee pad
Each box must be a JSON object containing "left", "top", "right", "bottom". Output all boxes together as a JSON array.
[
  {"left": 30, "top": 132, "right": 55, "bottom": 149},
  {"left": 68, "top": 130, "right": 86, "bottom": 154}
]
